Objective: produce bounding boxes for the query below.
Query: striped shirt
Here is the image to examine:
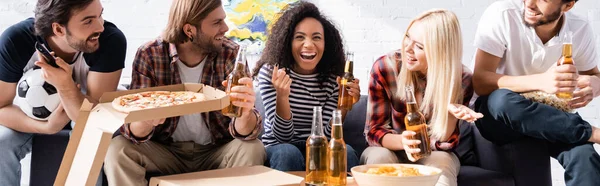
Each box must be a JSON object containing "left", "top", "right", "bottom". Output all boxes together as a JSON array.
[{"left": 258, "top": 65, "right": 339, "bottom": 147}]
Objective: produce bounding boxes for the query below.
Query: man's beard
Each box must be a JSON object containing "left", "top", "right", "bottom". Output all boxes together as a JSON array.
[
  {"left": 66, "top": 29, "right": 101, "bottom": 53},
  {"left": 191, "top": 31, "right": 222, "bottom": 54},
  {"left": 522, "top": 8, "right": 562, "bottom": 27}
]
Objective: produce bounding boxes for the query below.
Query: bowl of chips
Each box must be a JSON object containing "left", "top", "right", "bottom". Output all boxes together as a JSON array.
[{"left": 351, "top": 164, "right": 442, "bottom": 186}]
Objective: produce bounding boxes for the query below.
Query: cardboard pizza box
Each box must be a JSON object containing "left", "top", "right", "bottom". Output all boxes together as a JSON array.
[
  {"left": 54, "top": 83, "right": 230, "bottom": 186},
  {"left": 148, "top": 165, "right": 304, "bottom": 186}
]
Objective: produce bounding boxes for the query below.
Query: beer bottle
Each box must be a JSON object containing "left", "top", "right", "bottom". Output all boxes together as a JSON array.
[
  {"left": 403, "top": 85, "right": 431, "bottom": 161},
  {"left": 556, "top": 31, "right": 575, "bottom": 99},
  {"left": 327, "top": 109, "right": 346, "bottom": 186},
  {"left": 337, "top": 52, "right": 354, "bottom": 110},
  {"left": 222, "top": 45, "right": 248, "bottom": 117},
  {"left": 306, "top": 106, "right": 328, "bottom": 186}
]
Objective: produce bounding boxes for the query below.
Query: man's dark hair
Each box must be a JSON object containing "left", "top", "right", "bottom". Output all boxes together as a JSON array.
[
  {"left": 563, "top": 0, "right": 578, "bottom": 3},
  {"left": 252, "top": 1, "right": 345, "bottom": 84},
  {"left": 34, "top": 0, "right": 95, "bottom": 38}
]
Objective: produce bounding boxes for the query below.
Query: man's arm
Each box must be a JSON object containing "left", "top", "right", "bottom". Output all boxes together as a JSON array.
[{"left": 472, "top": 49, "right": 574, "bottom": 96}]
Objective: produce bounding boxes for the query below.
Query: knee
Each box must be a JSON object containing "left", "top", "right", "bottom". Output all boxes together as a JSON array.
[
  {"left": 421, "top": 152, "right": 460, "bottom": 176},
  {"left": 346, "top": 145, "right": 359, "bottom": 159},
  {"left": 486, "top": 89, "right": 523, "bottom": 118},
  {"left": 0, "top": 126, "right": 27, "bottom": 151},
  {"left": 104, "top": 136, "right": 135, "bottom": 167},
  {"left": 267, "top": 143, "right": 303, "bottom": 162},
  {"left": 360, "top": 147, "right": 398, "bottom": 164},
  {"left": 233, "top": 139, "right": 266, "bottom": 163},
  {"left": 562, "top": 144, "right": 600, "bottom": 166}
]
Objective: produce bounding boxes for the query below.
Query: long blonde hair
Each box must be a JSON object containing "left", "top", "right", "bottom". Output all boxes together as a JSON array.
[
  {"left": 162, "top": 0, "right": 222, "bottom": 44},
  {"left": 397, "top": 9, "right": 463, "bottom": 141}
]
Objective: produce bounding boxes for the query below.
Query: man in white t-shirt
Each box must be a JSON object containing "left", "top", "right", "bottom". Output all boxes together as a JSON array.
[{"left": 472, "top": 0, "right": 600, "bottom": 185}]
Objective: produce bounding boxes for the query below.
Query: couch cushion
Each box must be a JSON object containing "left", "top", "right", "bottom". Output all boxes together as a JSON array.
[
  {"left": 343, "top": 95, "right": 368, "bottom": 156},
  {"left": 458, "top": 166, "right": 515, "bottom": 186}
]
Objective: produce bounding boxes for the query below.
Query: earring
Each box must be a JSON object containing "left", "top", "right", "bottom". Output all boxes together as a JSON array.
[{"left": 190, "top": 36, "right": 194, "bottom": 42}]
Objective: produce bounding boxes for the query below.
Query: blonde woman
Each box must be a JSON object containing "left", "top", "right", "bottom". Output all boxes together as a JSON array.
[{"left": 361, "top": 9, "right": 482, "bottom": 186}]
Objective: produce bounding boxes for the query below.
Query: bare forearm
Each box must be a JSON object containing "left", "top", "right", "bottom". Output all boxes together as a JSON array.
[
  {"left": 234, "top": 111, "right": 258, "bottom": 136},
  {"left": 474, "top": 70, "right": 540, "bottom": 96},
  {"left": 444, "top": 115, "right": 458, "bottom": 142},
  {"left": 129, "top": 122, "right": 154, "bottom": 138},
  {"left": 0, "top": 105, "right": 45, "bottom": 133},
  {"left": 57, "top": 83, "right": 86, "bottom": 120},
  {"left": 381, "top": 133, "right": 404, "bottom": 151},
  {"left": 275, "top": 96, "right": 292, "bottom": 120}
]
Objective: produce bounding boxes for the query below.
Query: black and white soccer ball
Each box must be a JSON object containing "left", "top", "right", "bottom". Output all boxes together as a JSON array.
[{"left": 14, "top": 68, "right": 60, "bottom": 121}]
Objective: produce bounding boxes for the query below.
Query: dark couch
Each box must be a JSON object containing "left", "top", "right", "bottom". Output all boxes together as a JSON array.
[{"left": 254, "top": 94, "right": 552, "bottom": 186}]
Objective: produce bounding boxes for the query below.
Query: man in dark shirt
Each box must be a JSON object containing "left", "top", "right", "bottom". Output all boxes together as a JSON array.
[{"left": 0, "top": 0, "right": 126, "bottom": 185}]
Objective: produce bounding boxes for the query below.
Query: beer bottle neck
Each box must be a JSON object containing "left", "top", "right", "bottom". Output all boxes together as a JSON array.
[
  {"left": 311, "top": 107, "right": 325, "bottom": 136},
  {"left": 562, "top": 44, "right": 572, "bottom": 58},
  {"left": 404, "top": 85, "right": 419, "bottom": 113},
  {"left": 331, "top": 110, "right": 343, "bottom": 139},
  {"left": 344, "top": 61, "right": 353, "bottom": 73}
]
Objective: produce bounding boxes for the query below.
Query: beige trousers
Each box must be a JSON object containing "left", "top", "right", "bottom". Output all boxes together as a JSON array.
[
  {"left": 104, "top": 136, "right": 266, "bottom": 186},
  {"left": 360, "top": 147, "right": 460, "bottom": 186}
]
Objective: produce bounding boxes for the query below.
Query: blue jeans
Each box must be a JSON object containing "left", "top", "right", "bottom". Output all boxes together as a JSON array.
[
  {"left": 0, "top": 125, "right": 33, "bottom": 186},
  {"left": 475, "top": 89, "right": 600, "bottom": 186},
  {"left": 265, "top": 141, "right": 359, "bottom": 172}
]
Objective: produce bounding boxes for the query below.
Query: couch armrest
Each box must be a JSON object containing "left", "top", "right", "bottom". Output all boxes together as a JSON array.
[{"left": 473, "top": 127, "right": 551, "bottom": 186}]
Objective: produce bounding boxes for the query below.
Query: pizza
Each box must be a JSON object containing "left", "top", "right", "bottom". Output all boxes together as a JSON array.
[{"left": 111, "top": 91, "right": 206, "bottom": 113}]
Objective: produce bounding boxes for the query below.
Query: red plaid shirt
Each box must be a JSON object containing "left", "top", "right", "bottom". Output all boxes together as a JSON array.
[
  {"left": 120, "top": 38, "right": 262, "bottom": 144},
  {"left": 365, "top": 50, "right": 474, "bottom": 151}
]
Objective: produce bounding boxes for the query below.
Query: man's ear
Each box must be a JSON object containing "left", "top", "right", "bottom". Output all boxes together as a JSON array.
[
  {"left": 562, "top": 1, "right": 575, "bottom": 12},
  {"left": 52, "top": 22, "right": 66, "bottom": 37},
  {"left": 182, "top": 23, "right": 196, "bottom": 38}
]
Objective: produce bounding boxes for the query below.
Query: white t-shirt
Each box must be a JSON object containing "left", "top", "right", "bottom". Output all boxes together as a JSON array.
[
  {"left": 472, "top": 0, "right": 598, "bottom": 76},
  {"left": 171, "top": 57, "right": 212, "bottom": 145}
]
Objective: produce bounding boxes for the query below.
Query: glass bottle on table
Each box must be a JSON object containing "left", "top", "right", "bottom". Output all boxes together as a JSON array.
[
  {"left": 222, "top": 45, "right": 248, "bottom": 117},
  {"left": 404, "top": 85, "right": 431, "bottom": 161},
  {"left": 556, "top": 31, "right": 575, "bottom": 99},
  {"left": 305, "top": 106, "right": 328, "bottom": 186},
  {"left": 327, "top": 109, "right": 346, "bottom": 186}
]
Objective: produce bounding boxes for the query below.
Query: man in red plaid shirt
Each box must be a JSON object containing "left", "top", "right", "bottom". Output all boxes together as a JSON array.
[{"left": 103, "top": 1, "right": 265, "bottom": 185}]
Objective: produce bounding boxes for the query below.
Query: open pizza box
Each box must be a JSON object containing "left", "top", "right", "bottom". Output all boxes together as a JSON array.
[
  {"left": 148, "top": 165, "right": 304, "bottom": 186},
  {"left": 54, "top": 83, "right": 230, "bottom": 186}
]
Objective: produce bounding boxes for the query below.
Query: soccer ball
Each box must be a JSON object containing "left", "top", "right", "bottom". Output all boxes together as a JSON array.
[{"left": 14, "top": 68, "right": 60, "bottom": 121}]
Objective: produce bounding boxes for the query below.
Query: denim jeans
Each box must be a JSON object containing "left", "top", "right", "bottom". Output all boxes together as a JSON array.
[
  {"left": 0, "top": 125, "right": 33, "bottom": 186},
  {"left": 265, "top": 141, "right": 359, "bottom": 172},
  {"left": 475, "top": 89, "right": 600, "bottom": 186}
]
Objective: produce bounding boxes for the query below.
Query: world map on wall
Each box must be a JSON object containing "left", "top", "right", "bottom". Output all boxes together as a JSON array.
[{"left": 224, "top": 0, "right": 298, "bottom": 54}]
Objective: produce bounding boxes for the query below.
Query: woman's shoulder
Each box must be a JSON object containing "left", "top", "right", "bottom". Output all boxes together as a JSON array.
[
  {"left": 372, "top": 49, "right": 402, "bottom": 74},
  {"left": 257, "top": 64, "right": 274, "bottom": 78}
]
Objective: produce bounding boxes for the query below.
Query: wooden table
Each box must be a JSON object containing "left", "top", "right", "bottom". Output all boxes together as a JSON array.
[{"left": 286, "top": 171, "right": 358, "bottom": 186}]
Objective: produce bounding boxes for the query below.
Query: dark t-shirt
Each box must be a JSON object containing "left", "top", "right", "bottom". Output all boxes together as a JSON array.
[{"left": 0, "top": 18, "right": 126, "bottom": 84}]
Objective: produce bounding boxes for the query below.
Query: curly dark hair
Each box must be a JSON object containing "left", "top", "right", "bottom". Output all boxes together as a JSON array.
[
  {"left": 34, "top": 0, "right": 95, "bottom": 38},
  {"left": 251, "top": 1, "right": 345, "bottom": 83}
]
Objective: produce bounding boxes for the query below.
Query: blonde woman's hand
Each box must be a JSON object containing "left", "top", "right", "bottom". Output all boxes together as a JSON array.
[
  {"left": 401, "top": 130, "right": 421, "bottom": 162},
  {"left": 448, "top": 103, "right": 483, "bottom": 123},
  {"left": 271, "top": 65, "right": 291, "bottom": 98}
]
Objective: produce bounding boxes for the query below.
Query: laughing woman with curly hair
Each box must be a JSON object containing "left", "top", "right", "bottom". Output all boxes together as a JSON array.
[{"left": 251, "top": 1, "right": 361, "bottom": 172}]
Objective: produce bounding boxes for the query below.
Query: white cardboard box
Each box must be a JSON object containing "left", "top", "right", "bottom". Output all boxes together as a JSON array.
[{"left": 54, "top": 83, "right": 230, "bottom": 186}]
